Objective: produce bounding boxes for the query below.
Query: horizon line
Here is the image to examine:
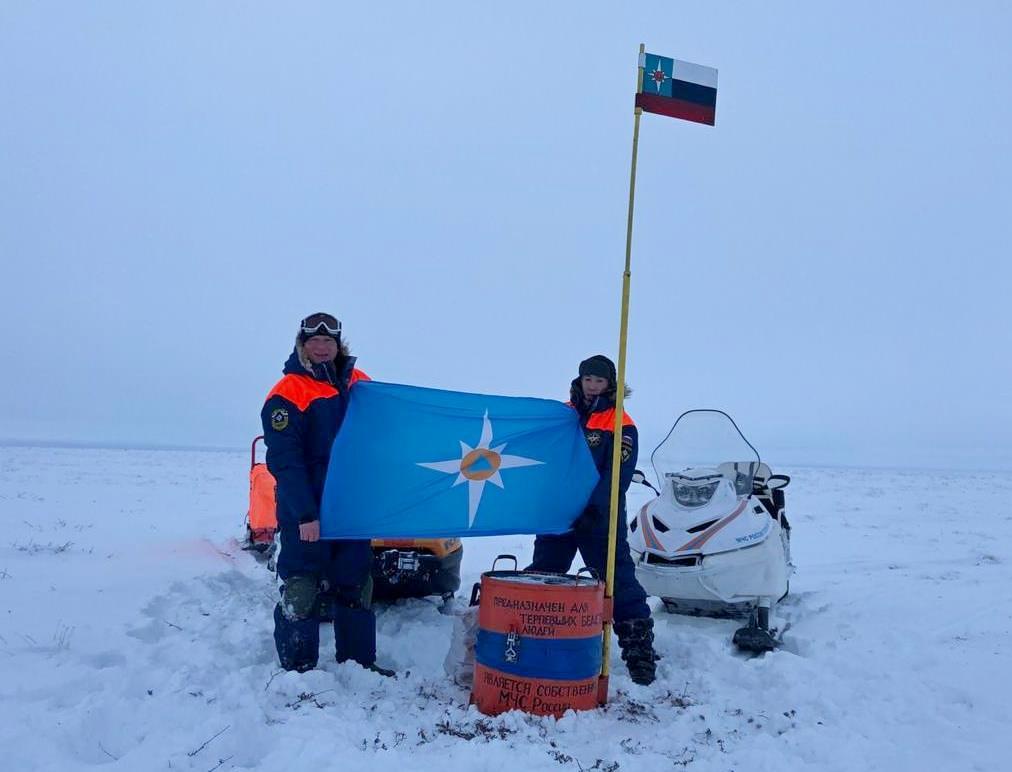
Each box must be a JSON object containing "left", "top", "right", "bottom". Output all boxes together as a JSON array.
[
  {"left": 0, "top": 437, "right": 245, "bottom": 454},
  {"left": 1, "top": 437, "right": 1010, "bottom": 475}
]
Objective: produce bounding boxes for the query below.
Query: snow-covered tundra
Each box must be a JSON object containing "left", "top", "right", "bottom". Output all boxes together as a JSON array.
[{"left": 1, "top": 446, "right": 1008, "bottom": 771}]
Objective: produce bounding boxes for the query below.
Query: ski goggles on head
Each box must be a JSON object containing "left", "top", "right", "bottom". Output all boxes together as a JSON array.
[{"left": 300, "top": 313, "right": 341, "bottom": 337}]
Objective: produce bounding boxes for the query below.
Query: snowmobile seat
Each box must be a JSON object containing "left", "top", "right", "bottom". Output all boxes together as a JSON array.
[{"left": 751, "top": 470, "right": 789, "bottom": 525}]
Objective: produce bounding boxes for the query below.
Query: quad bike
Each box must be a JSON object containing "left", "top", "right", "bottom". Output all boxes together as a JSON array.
[
  {"left": 243, "top": 435, "right": 463, "bottom": 603},
  {"left": 627, "top": 410, "right": 792, "bottom": 653}
]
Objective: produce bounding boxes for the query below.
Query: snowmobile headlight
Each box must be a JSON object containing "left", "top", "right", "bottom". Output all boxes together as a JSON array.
[{"left": 671, "top": 476, "right": 721, "bottom": 507}]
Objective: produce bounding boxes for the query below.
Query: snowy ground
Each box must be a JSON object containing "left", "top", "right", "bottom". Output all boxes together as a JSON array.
[{"left": 1, "top": 446, "right": 1009, "bottom": 771}]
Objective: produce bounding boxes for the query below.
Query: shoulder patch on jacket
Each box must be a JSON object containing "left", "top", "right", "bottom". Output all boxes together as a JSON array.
[
  {"left": 270, "top": 407, "right": 289, "bottom": 431},
  {"left": 621, "top": 433, "right": 633, "bottom": 462}
]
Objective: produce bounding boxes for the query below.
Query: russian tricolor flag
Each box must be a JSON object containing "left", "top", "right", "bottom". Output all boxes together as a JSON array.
[{"left": 635, "top": 53, "right": 717, "bottom": 126}]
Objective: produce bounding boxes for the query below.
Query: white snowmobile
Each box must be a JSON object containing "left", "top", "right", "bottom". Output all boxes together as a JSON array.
[{"left": 627, "top": 409, "right": 792, "bottom": 652}]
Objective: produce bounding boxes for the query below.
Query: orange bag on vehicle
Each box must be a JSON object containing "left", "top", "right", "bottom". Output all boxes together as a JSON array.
[{"left": 248, "top": 444, "right": 277, "bottom": 544}]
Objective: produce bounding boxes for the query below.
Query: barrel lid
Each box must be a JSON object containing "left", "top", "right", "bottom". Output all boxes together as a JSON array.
[{"left": 483, "top": 569, "right": 600, "bottom": 587}]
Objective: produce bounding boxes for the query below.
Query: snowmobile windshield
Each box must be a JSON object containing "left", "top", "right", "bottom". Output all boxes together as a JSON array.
[{"left": 650, "top": 410, "right": 761, "bottom": 497}]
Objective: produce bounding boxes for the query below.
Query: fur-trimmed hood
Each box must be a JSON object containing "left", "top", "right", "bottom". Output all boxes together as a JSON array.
[
  {"left": 570, "top": 376, "right": 633, "bottom": 412},
  {"left": 293, "top": 331, "right": 351, "bottom": 373},
  {"left": 281, "top": 331, "right": 355, "bottom": 387},
  {"left": 570, "top": 376, "right": 631, "bottom": 406}
]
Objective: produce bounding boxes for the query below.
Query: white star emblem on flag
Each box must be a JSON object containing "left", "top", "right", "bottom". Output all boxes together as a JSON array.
[{"left": 417, "top": 411, "right": 543, "bottom": 527}]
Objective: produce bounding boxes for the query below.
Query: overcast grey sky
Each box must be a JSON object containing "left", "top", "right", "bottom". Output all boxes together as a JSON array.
[{"left": 2, "top": 2, "right": 1010, "bottom": 470}]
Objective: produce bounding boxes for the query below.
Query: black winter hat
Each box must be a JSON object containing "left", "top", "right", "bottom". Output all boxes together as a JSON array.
[{"left": 578, "top": 354, "right": 617, "bottom": 386}]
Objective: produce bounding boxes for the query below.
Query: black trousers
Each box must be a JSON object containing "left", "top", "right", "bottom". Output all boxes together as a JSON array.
[{"left": 528, "top": 516, "right": 650, "bottom": 623}]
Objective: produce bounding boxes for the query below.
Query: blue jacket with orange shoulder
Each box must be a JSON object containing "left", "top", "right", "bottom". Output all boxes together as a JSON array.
[
  {"left": 261, "top": 349, "right": 369, "bottom": 528},
  {"left": 569, "top": 380, "right": 639, "bottom": 518}
]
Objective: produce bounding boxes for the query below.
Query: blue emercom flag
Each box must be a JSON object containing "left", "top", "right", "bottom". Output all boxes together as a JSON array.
[{"left": 320, "top": 381, "right": 599, "bottom": 539}]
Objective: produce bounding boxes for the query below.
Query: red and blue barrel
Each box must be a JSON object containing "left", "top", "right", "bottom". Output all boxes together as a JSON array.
[{"left": 471, "top": 557, "right": 605, "bottom": 717}]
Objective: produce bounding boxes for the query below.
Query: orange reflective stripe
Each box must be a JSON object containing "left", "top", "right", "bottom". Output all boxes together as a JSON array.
[
  {"left": 265, "top": 374, "right": 339, "bottom": 412},
  {"left": 585, "top": 407, "right": 635, "bottom": 431},
  {"left": 349, "top": 368, "right": 370, "bottom": 387}
]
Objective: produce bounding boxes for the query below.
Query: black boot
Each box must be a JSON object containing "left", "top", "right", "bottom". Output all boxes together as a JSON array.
[
  {"left": 333, "top": 603, "right": 396, "bottom": 676},
  {"left": 273, "top": 603, "right": 320, "bottom": 672},
  {"left": 334, "top": 604, "right": 376, "bottom": 667},
  {"left": 615, "top": 618, "right": 658, "bottom": 686},
  {"left": 365, "top": 662, "right": 396, "bottom": 678}
]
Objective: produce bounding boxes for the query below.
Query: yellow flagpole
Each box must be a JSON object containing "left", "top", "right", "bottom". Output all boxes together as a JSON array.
[{"left": 601, "top": 43, "right": 645, "bottom": 700}]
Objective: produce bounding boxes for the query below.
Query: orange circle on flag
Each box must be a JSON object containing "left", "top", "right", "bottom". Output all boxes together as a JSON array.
[{"left": 460, "top": 448, "right": 501, "bottom": 481}]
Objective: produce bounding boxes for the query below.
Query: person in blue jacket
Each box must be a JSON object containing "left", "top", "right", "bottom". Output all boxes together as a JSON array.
[
  {"left": 528, "top": 354, "right": 658, "bottom": 685},
  {"left": 261, "top": 311, "right": 393, "bottom": 676}
]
